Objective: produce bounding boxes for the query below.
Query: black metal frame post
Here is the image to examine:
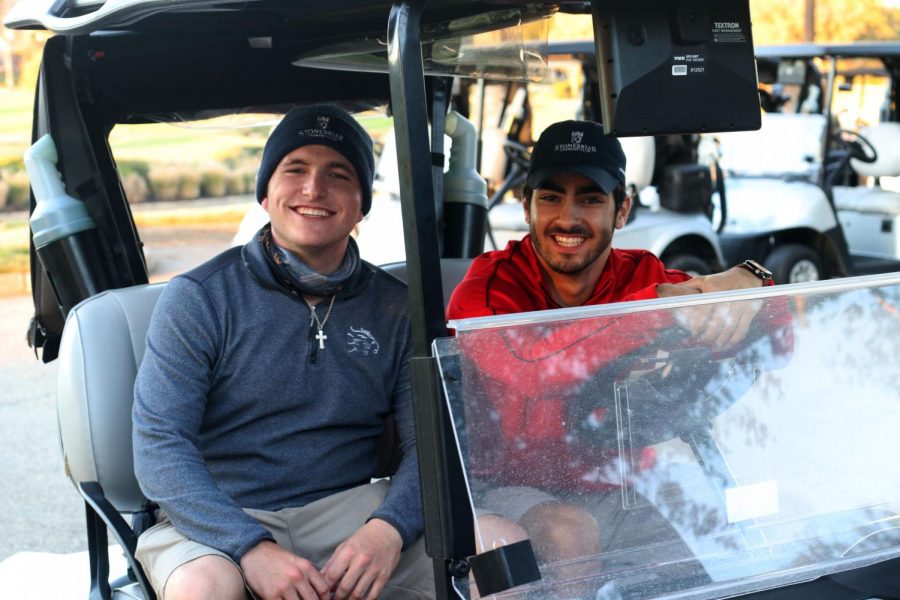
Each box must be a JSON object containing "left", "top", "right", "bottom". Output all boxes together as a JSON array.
[
  {"left": 29, "top": 36, "right": 148, "bottom": 361},
  {"left": 80, "top": 482, "right": 156, "bottom": 600},
  {"left": 387, "top": 1, "right": 446, "bottom": 352},
  {"left": 429, "top": 76, "right": 450, "bottom": 257},
  {"left": 387, "top": 3, "right": 475, "bottom": 598}
]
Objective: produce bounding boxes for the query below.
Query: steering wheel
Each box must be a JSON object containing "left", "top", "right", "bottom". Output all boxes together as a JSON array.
[
  {"left": 503, "top": 139, "right": 532, "bottom": 172},
  {"left": 758, "top": 88, "right": 789, "bottom": 113},
  {"left": 486, "top": 140, "right": 531, "bottom": 212},
  {"left": 569, "top": 325, "right": 759, "bottom": 451},
  {"left": 836, "top": 129, "right": 878, "bottom": 164}
]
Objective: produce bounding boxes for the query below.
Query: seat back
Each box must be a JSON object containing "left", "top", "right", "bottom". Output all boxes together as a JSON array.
[
  {"left": 619, "top": 136, "right": 655, "bottom": 191},
  {"left": 717, "top": 112, "right": 828, "bottom": 180},
  {"left": 380, "top": 258, "right": 473, "bottom": 310},
  {"left": 851, "top": 122, "right": 900, "bottom": 179},
  {"left": 57, "top": 283, "right": 165, "bottom": 513}
]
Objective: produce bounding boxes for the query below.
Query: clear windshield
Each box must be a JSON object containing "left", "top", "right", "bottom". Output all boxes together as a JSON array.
[{"left": 435, "top": 275, "right": 900, "bottom": 599}]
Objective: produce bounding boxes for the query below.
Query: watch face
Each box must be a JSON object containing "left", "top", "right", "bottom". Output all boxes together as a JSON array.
[{"left": 743, "top": 260, "right": 772, "bottom": 279}]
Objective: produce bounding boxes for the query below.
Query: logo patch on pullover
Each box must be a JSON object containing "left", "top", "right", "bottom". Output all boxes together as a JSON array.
[{"left": 347, "top": 327, "right": 380, "bottom": 356}]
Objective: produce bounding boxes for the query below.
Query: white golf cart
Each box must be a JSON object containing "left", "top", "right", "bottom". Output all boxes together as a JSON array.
[
  {"left": 7, "top": 1, "right": 900, "bottom": 599},
  {"left": 712, "top": 43, "right": 900, "bottom": 283}
]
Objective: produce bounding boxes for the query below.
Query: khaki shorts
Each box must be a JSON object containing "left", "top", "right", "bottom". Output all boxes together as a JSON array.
[
  {"left": 473, "top": 483, "right": 692, "bottom": 566},
  {"left": 136, "top": 480, "right": 434, "bottom": 599}
]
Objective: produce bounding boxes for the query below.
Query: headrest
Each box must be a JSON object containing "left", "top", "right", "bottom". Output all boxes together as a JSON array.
[
  {"left": 851, "top": 122, "right": 900, "bottom": 179},
  {"left": 717, "top": 112, "right": 827, "bottom": 180}
]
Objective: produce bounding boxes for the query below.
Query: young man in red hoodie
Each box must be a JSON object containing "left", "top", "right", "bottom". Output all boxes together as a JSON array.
[{"left": 447, "top": 120, "right": 780, "bottom": 591}]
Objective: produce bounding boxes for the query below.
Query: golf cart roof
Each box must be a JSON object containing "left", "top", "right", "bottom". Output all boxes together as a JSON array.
[
  {"left": 546, "top": 39, "right": 900, "bottom": 68},
  {"left": 4, "top": 0, "right": 561, "bottom": 36},
  {"left": 4, "top": 0, "right": 571, "bottom": 124},
  {"left": 755, "top": 41, "right": 900, "bottom": 60}
]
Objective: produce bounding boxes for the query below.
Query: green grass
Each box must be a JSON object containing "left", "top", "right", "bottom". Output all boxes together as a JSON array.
[
  {"left": 0, "top": 218, "right": 30, "bottom": 274},
  {"left": 0, "top": 203, "right": 251, "bottom": 274},
  {"left": 0, "top": 90, "right": 34, "bottom": 167},
  {"left": 0, "top": 89, "right": 394, "bottom": 168},
  {"left": 0, "top": 245, "right": 28, "bottom": 273},
  {"left": 132, "top": 203, "right": 252, "bottom": 228},
  {"left": 0, "top": 90, "right": 394, "bottom": 275}
]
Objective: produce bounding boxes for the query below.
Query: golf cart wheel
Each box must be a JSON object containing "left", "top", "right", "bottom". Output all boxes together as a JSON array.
[
  {"left": 664, "top": 254, "right": 711, "bottom": 276},
  {"left": 766, "top": 244, "right": 822, "bottom": 284}
]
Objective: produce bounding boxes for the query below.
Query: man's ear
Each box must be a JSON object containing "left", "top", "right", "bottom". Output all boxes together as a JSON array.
[
  {"left": 261, "top": 198, "right": 270, "bottom": 213},
  {"left": 522, "top": 194, "right": 531, "bottom": 225},
  {"left": 615, "top": 195, "right": 633, "bottom": 229}
]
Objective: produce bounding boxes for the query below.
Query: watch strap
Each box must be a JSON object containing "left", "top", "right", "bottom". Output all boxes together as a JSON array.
[{"left": 738, "top": 259, "right": 773, "bottom": 284}]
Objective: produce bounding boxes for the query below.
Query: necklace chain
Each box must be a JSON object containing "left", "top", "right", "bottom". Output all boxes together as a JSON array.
[{"left": 306, "top": 295, "right": 336, "bottom": 349}]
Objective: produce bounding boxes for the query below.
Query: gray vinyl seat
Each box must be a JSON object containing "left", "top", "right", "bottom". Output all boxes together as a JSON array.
[
  {"left": 57, "top": 283, "right": 165, "bottom": 600},
  {"left": 380, "top": 257, "right": 472, "bottom": 308},
  {"left": 54, "top": 258, "right": 472, "bottom": 600},
  {"left": 834, "top": 122, "right": 900, "bottom": 214}
]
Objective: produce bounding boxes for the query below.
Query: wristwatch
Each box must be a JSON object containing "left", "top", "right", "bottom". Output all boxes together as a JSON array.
[{"left": 737, "top": 259, "right": 773, "bottom": 285}]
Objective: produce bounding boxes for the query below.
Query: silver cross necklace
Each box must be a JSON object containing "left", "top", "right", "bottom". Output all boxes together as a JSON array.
[{"left": 305, "top": 295, "right": 337, "bottom": 349}]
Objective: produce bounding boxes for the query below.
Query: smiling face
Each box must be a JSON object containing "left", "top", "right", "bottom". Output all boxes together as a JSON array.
[
  {"left": 261, "top": 144, "right": 363, "bottom": 273},
  {"left": 525, "top": 171, "right": 631, "bottom": 282}
]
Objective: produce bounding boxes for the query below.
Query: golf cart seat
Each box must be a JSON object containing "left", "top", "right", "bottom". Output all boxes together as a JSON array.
[
  {"left": 717, "top": 112, "right": 827, "bottom": 180},
  {"left": 849, "top": 122, "right": 900, "bottom": 180},
  {"left": 833, "top": 187, "right": 900, "bottom": 214},
  {"left": 835, "top": 122, "right": 900, "bottom": 215},
  {"left": 53, "top": 259, "right": 471, "bottom": 599},
  {"left": 381, "top": 258, "right": 472, "bottom": 309},
  {"left": 57, "top": 283, "right": 164, "bottom": 600}
]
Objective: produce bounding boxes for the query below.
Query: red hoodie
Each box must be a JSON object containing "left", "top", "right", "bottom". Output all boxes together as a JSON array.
[
  {"left": 446, "top": 237, "right": 693, "bottom": 491},
  {"left": 446, "top": 237, "right": 790, "bottom": 493},
  {"left": 447, "top": 235, "right": 691, "bottom": 318}
]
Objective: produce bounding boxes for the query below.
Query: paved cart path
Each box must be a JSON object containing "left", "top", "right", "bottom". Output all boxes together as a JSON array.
[{"left": 0, "top": 206, "right": 242, "bottom": 597}]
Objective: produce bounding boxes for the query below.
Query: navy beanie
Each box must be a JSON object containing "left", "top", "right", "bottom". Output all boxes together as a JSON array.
[{"left": 256, "top": 105, "right": 375, "bottom": 215}]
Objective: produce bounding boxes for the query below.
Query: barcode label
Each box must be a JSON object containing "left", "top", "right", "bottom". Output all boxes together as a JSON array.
[{"left": 672, "top": 65, "right": 687, "bottom": 76}]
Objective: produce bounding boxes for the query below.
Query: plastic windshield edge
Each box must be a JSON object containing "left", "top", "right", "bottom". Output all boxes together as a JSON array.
[{"left": 447, "top": 271, "right": 900, "bottom": 333}]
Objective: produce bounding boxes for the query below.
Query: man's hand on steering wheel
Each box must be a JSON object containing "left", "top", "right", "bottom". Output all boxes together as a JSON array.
[{"left": 657, "top": 267, "right": 764, "bottom": 350}]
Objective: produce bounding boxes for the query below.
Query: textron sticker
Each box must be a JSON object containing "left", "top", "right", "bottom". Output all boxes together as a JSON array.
[
  {"left": 671, "top": 53, "right": 707, "bottom": 77},
  {"left": 712, "top": 21, "right": 747, "bottom": 43}
]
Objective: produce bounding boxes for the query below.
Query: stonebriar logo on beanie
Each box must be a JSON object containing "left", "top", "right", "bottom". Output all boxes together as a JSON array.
[
  {"left": 526, "top": 120, "right": 626, "bottom": 195},
  {"left": 256, "top": 104, "right": 375, "bottom": 215}
]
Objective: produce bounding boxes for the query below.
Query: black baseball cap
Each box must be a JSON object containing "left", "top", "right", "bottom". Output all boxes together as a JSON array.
[{"left": 527, "top": 120, "right": 627, "bottom": 194}]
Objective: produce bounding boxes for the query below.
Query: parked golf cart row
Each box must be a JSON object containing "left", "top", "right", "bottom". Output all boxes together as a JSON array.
[
  {"left": 713, "top": 42, "right": 900, "bottom": 283},
  {"left": 526, "top": 40, "right": 900, "bottom": 284},
  {"left": 236, "top": 41, "right": 900, "bottom": 286}
]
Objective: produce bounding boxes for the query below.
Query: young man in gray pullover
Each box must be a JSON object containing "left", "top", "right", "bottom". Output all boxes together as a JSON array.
[{"left": 133, "top": 105, "right": 433, "bottom": 600}]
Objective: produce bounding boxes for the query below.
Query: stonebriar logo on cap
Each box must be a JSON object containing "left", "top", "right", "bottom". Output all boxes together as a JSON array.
[{"left": 527, "top": 120, "right": 627, "bottom": 195}]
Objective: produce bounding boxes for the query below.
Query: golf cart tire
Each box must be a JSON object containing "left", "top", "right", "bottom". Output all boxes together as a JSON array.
[
  {"left": 664, "top": 254, "right": 711, "bottom": 276},
  {"left": 766, "top": 244, "right": 823, "bottom": 284}
]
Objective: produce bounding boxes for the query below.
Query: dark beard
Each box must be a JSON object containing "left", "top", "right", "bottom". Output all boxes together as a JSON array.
[{"left": 530, "top": 222, "right": 613, "bottom": 275}]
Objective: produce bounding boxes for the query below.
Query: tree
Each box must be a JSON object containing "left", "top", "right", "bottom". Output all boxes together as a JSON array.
[
  {"left": 1, "top": 0, "right": 49, "bottom": 89},
  {"left": 751, "top": 0, "right": 900, "bottom": 44}
]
